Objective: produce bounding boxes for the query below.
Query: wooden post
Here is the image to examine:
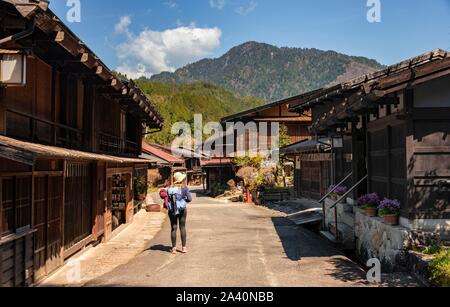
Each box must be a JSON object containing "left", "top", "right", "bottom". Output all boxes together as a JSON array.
[
  {"left": 387, "top": 125, "right": 392, "bottom": 198},
  {"left": 60, "top": 160, "right": 66, "bottom": 261},
  {"left": 351, "top": 122, "right": 359, "bottom": 197},
  {"left": 404, "top": 89, "right": 415, "bottom": 219},
  {"left": 14, "top": 239, "right": 20, "bottom": 286},
  {"left": 51, "top": 67, "right": 57, "bottom": 145},
  {"left": 31, "top": 165, "right": 35, "bottom": 228},
  {"left": 45, "top": 174, "right": 50, "bottom": 274},
  {"left": 0, "top": 87, "right": 6, "bottom": 135},
  {"left": 365, "top": 114, "right": 372, "bottom": 193},
  {"left": 91, "top": 86, "right": 97, "bottom": 152},
  {"left": 0, "top": 177, "right": 3, "bottom": 284},
  {"left": 91, "top": 162, "right": 99, "bottom": 241},
  {"left": 0, "top": 246, "right": 3, "bottom": 286},
  {"left": 0, "top": 177, "right": 2, "bottom": 243}
]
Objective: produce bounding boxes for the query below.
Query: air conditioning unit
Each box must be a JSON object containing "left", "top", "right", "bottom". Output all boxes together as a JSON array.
[{"left": 0, "top": 49, "right": 27, "bottom": 87}]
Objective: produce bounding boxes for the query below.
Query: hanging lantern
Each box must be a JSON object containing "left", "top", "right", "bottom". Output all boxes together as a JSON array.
[{"left": 0, "top": 49, "right": 27, "bottom": 87}]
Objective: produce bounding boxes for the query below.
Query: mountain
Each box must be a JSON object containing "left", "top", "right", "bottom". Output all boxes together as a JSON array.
[
  {"left": 135, "top": 80, "right": 264, "bottom": 145},
  {"left": 151, "top": 42, "right": 385, "bottom": 101}
]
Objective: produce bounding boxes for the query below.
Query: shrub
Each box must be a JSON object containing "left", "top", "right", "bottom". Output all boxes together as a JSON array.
[
  {"left": 236, "top": 166, "right": 259, "bottom": 191},
  {"left": 134, "top": 178, "right": 147, "bottom": 196},
  {"left": 423, "top": 245, "right": 443, "bottom": 255},
  {"left": 256, "top": 167, "right": 277, "bottom": 188},
  {"left": 232, "top": 155, "right": 264, "bottom": 170},
  {"left": 227, "top": 179, "right": 236, "bottom": 189},
  {"left": 429, "top": 249, "right": 450, "bottom": 287},
  {"left": 378, "top": 198, "right": 401, "bottom": 216}
]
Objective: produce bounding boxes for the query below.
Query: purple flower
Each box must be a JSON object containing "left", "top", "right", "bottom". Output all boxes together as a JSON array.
[
  {"left": 378, "top": 198, "right": 401, "bottom": 210},
  {"left": 357, "top": 193, "right": 380, "bottom": 207},
  {"left": 328, "top": 185, "right": 348, "bottom": 196}
]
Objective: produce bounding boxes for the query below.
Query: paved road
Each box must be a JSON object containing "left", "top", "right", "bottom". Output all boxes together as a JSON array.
[{"left": 87, "top": 191, "right": 381, "bottom": 287}]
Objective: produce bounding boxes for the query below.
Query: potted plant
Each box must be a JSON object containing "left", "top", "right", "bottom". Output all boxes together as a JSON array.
[
  {"left": 134, "top": 178, "right": 147, "bottom": 201},
  {"left": 357, "top": 193, "right": 380, "bottom": 217},
  {"left": 328, "top": 185, "right": 348, "bottom": 201},
  {"left": 378, "top": 198, "right": 401, "bottom": 225}
]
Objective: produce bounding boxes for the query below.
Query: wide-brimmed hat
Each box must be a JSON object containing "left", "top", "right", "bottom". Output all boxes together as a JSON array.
[{"left": 173, "top": 172, "right": 187, "bottom": 184}]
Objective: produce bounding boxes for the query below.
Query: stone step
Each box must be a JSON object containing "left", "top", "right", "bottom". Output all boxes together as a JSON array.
[
  {"left": 288, "top": 208, "right": 323, "bottom": 226},
  {"left": 320, "top": 230, "right": 340, "bottom": 244},
  {"left": 328, "top": 222, "right": 355, "bottom": 250},
  {"left": 339, "top": 211, "right": 355, "bottom": 228}
]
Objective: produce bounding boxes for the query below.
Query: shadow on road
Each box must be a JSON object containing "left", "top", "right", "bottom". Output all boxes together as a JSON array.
[
  {"left": 271, "top": 216, "right": 371, "bottom": 284},
  {"left": 147, "top": 244, "right": 172, "bottom": 253},
  {"left": 326, "top": 257, "right": 368, "bottom": 284}
]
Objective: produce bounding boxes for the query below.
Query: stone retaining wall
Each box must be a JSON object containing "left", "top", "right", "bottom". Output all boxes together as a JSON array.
[{"left": 354, "top": 207, "right": 412, "bottom": 272}]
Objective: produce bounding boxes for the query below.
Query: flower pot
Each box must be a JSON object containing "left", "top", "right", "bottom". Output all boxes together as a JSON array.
[
  {"left": 383, "top": 214, "right": 399, "bottom": 226},
  {"left": 146, "top": 204, "right": 161, "bottom": 213},
  {"left": 365, "top": 207, "right": 378, "bottom": 217}
]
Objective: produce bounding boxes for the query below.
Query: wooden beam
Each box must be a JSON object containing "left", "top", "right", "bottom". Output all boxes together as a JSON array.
[
  {"left": 0, "top": 145, "right": 36, "bottom": 165},
  {"left": 95, "top": 64, "right": 111, "bottom": 81},
  {"left": 110, "top": 78, "right": 123, "bottom": 91},
  {"left": 0, "top": 88, "right": 6, "bottom": 135},
  {"left": 54, "top": 30, "right": 81, "bottom": 57},
  {"left": 54, "top": 30, "right": 65, "bottom": 42}
]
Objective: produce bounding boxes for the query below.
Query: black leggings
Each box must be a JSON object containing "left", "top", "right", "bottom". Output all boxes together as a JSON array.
[{"left": 169, "top": 210, "right": 187, "bottom": 248}]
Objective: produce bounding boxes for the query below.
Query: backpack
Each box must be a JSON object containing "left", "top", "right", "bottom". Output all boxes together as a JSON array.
[
  {"left": 170, "top": 193, "right": 178, "bottom": 214},
  {"left": 168, "top": 187, "right": 187, "bottom": 215}
]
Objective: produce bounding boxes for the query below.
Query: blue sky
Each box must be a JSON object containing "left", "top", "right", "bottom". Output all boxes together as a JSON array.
[{"left": 49, "top": 0, "right": 450, "bottom": 78}]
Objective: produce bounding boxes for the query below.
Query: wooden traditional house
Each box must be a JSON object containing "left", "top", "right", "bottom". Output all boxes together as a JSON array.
[
  {"left": 281, "top": 138, "right": 333, "bottom": 199},
  {"left": 141, "top": 142, "right": 186, "bottom": 187},
  {"left": 150, "top": 144, "right": 207, "bottom": 187},
  {"left": 288, "top": 49, "right": 450, "bottom": 266},
  {"left": 281, "top": 86, "right": 356, "bottom": 199},
  {"left": 221, "top": 94, "right": 316, "bottom": 152},
  {"left": 202, "top": 158, "right": 234, "bottom": 193},
  {"left": 209, "top": 93, "right": 318, "bottom": 193},
  {"left": 0, "top": 0, "right": 163, "bottom": 286}
]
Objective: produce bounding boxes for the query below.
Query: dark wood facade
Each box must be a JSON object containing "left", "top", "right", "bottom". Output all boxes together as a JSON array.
[
  {"left": 141, "top": 143, "right": 186, "bottom": 187},
  {"left": 202, "top": 158, "right": 235, "bottom": 194},
  {"left": 149, "top": 144, "right": 205, "bottom": 186},
  {"left": 289, "top": 49, "right": 450, "bottom": 227},
  {"left": 0, "top": 0, "right": 163, "bottom": 286},
  {"left": 221, "top": 95, "right": 314, "bottom": 157}
]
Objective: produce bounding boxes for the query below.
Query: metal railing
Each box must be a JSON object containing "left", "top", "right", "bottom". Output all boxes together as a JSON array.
[
  {"left": 327, "top": 175, "right": 368, "bottom": 241},
  {"left": 319, "top": 172, "right": 353, "bottom": 204},
  {"left": 286, "top": 172, "right": 353, "bottom": 219}
]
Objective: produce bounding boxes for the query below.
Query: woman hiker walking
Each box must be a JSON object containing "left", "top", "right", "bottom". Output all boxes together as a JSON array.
[{"left": 160, "top": 172, "right": 192, "bottom": 254}]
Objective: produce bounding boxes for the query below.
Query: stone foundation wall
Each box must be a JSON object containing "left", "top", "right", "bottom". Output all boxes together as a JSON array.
[
  {"left": 354, "top": 207, "right": 412, "bottom": 272},
  {"left": 324, "top": 198, "right": 355, "bottom": 250},
  {"left": 400, "top": 218, "right": 450, "bottom": 244}
]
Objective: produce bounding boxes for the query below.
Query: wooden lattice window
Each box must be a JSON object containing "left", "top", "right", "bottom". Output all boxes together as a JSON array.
[
  {"left": 1, "top": 176, "right": 32, "bottom": 238},
  {"left": 1, "top": 177, "right": 14, "bottom": 236}
]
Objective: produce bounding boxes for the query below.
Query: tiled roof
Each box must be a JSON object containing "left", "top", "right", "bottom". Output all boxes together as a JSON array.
[{"left": 141, "top": 143, "right": 184, "bottom": 164}]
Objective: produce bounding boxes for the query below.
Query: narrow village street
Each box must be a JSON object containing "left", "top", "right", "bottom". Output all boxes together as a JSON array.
[{"left": 79, "top": 190, "right": 418, "bottom": 287}]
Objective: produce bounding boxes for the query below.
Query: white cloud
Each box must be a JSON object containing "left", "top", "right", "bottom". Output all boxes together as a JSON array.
[
  {"left": 236, "top": 0, "right": 257, "bottom": 16},
  {"left": 114, "top": 15, "right": 131, "bottom": 35},
  {"left": 164, "top": 0, "right": 177, "bottom": 9},
  {"left": 209, "top": 0, "right": 226, "bottom": 9},
  {"left": 114, "top": 16, "right": 222, "bottom": 79}
]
